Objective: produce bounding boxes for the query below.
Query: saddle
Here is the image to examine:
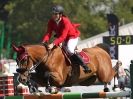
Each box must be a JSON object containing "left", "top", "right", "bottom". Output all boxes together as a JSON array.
[
  {"left": 62, "top": 46, "right": 90, "bottom": 64},
  {"left": 78, "top": 51, "right": 90, "bottom": 64}
]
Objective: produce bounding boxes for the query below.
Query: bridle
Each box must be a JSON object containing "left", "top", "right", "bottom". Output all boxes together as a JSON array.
[{"left": 16, "top": 44, "right": 50, "bottom": 82}]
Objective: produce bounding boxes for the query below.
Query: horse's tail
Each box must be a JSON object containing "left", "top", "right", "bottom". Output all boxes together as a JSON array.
[{"left": 96, "top": 43, "right": 110, "bottom": 55}]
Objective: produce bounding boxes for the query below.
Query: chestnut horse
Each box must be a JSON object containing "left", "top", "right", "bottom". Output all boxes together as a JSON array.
[{"left": 12, "top": 43, "right": 117, "bottom": 93}]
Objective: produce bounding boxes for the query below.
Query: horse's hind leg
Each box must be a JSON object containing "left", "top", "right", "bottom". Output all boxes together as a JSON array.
[{"left": 104, "top": 83, "right": 110, "bottom": 92}]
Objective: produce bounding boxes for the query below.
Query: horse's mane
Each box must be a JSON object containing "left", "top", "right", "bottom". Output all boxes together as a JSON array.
[
  {"left": 19, "top": 43, "right": 44, "bottom": 46},
  {"left": 19, "top": 43, "right": 49, "bottom": 51}
]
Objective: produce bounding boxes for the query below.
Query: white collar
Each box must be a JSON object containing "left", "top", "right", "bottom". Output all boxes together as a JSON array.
[{"left": 55, "top": 17, "right": 61, "bottom": 25}]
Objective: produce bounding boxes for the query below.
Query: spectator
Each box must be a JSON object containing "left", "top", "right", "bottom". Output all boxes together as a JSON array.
[{"left": 116, "top": 60, "right": 127, "bottom": 90}]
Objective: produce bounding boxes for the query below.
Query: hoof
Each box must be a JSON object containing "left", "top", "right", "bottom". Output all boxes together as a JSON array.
[
  {"left": 104, "top": 88, "right": 110, "bottom": 92},
  {"left": 45, "top": 86, "right": 58, "bottom": 94},
  {"left": 50, "top": 87, "right": 58, "bottom": 94}
]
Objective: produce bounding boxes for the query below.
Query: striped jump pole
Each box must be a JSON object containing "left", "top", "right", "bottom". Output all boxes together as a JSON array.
[
  {"left": 63, "top": 91, "right": 131, "bottom": 99},
  {"left": 0, "top": 91, "right": 131, "bottom": 99}
]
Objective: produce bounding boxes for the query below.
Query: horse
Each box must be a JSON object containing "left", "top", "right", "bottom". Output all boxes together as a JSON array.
[{"left": 12, "top": 43, "right": 117, "bottom": 94}]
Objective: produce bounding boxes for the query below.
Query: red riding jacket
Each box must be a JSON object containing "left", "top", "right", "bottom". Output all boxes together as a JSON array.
[{"left": 42, "top": 16, "right": 80, "bottom": 46}]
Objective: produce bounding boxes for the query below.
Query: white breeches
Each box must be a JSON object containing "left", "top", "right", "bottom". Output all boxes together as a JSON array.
[{"left": 64, "top": 37, "right": 79, "bottom": 54}]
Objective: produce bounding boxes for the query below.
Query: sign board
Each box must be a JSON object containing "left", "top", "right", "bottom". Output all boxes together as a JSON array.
[
  {"left": 103, "top": 35, "right": 133, "bottom": 60},
  {"left": 103, "top": 35, "right": 133, "bottom": 45}
]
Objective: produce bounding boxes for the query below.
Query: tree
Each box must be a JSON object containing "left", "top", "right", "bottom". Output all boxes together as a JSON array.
[{"left": 2, "top": 0, "right": 133, "bottom": 44}]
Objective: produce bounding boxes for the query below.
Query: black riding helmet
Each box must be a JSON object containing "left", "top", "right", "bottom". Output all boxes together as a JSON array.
[{"left": 52, "top": 5, "right": 64, "bottom": 14}]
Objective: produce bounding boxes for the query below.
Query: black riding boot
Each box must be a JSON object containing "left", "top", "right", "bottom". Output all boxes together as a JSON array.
[{"left": 70, "top": 54, "right": 91, "bottom": 73}]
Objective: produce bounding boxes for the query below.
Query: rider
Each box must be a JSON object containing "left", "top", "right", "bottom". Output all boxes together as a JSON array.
[{"left": 42, "top": 5, "right": 91, "bottom": 73}]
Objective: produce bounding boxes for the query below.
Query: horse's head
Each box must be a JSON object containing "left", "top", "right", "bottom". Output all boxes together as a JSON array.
[
  {"left": 12, "top": 43, "right": 49, "bottom": 84},
  {"left": 12, "top": 44, "right": 33, "bottom": 83}
]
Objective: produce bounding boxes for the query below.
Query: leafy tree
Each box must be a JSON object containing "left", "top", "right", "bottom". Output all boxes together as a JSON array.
[{"left": 2, "top": 0, "right": 133, "bottom": 44}]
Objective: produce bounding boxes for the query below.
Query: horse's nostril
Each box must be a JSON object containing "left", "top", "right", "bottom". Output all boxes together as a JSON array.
[
  {"left": 16, "top": 68, "right": 27, "bottom": 74},
  {"left": 22, "top": 79, "right": 26, "bottom": 82}
]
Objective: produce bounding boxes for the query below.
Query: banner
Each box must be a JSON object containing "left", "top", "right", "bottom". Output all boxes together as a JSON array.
[{"left": 106, "top": 13, "right": 119, "bottom": 59}]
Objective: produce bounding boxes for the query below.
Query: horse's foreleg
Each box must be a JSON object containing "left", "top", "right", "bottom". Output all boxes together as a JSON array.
[
  {"left": 26, "top": 80, "right": 39, "bottom": 93},
  {"left": 49, "top": 72, "right": 65, "bottom": 86},
  {"left": 45, "top": 72, "right": 69, "bottom": 93},
  {"left": 44, "top": 72, "right": 52, "bottom": 92},
  {"left": 44, "top": 72, "right": 58, "bottom": 94}
]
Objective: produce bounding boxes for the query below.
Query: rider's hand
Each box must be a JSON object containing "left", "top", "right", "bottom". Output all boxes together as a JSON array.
[
  {"left": 41, "top": 41, "right": 48, "bottom": 46},
  {"left": 48, "top": 43, "right": 55, "bottom": 49}
]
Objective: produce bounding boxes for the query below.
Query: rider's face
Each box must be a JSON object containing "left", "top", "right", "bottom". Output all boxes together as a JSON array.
[{"left": 52, "top": 13, "right": 61, "bottom": 21}]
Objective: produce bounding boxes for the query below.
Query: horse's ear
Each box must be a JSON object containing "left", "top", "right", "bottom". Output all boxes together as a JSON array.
[
  {"left": 12, "top": 44, "right": 19, "bottom": 52},
  {"left": 19, "top": 46, "right": 26, "bottom": 52}
]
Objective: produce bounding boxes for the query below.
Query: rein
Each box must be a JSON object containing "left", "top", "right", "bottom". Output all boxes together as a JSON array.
[
  {"left": 29, "top": 53, "right": 49, "bottom": 72},
  {"left": 28, "top": 45, "right": 50, "bottom": 73}
]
